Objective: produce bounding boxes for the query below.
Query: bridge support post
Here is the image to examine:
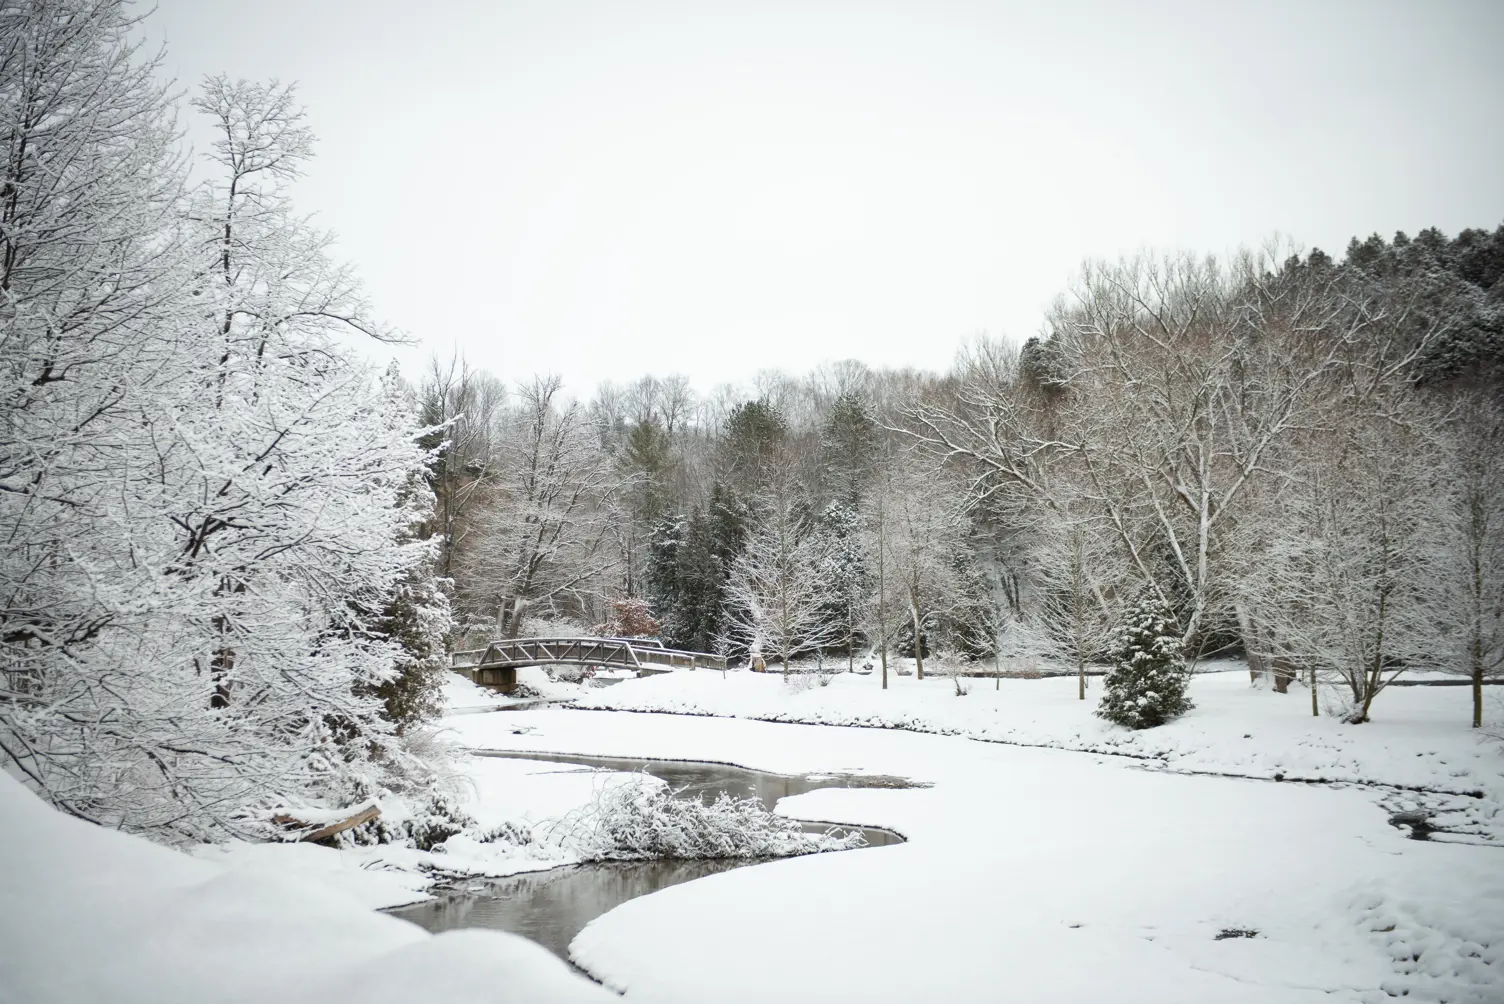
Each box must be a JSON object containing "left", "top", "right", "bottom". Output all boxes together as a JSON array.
[{"left": 477, "top": 666, "right": 518, "bottom": 694}]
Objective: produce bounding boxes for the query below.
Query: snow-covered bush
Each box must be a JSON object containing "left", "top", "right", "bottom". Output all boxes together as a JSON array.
[
  {"left": 338, "top": 790, "right": 474, "bottom": 851},
  {"left": 593, "top": 597, "right": 661, "bottom": 638},
  {"left": 548, "top": 664, "right": 594, "bottom": 685},
  {"left": 546, "top": 775, "right": 864, "bottom": 861},
  {"left": 784, "top": 671, "right": 816, "bottom": 694},
  {"left": 1096, "top": 597, "right": 1193, "bottom": 729},
  {"left": 477, "top": 820, "right": 535, "bottom": 847}
]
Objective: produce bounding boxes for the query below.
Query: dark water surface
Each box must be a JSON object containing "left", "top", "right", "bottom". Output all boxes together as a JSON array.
[{"left": 385, "top": 751, "right": 914, "bottom": 960}]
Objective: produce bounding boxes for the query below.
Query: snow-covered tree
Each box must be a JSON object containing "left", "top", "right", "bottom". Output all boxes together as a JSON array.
[
  {"left": 1236, "top": 405, "right": 1454, "bottom": 723},
  {"left": 457, "top": 376, "right": 621, "bottom": 637},
  {"left": 2, "top": 35, "right": 445, "bottom": 842},
  {"left": 419, "top": 353, "right": 508, "bottom": 579},
  {"left": 1096, "top": 596, "right": 1193, "bottom": 729},
  {"left": 1441, "top": 394, "right": 1504, "bottom": 728},
  {"left": 811, "top": 498, "right": 869, "bottom": 670},
  {"left": 722, "top": 459, "right": 838, "bottom": 672},
  {"left": 1, "top": 0, "right": 194, "bottom": 828},
  {"left": 368, "top": 367, "right": 454, "bottom": 734},
  {"left": 1036, "top": 512, "right": 1119, "bottom": 700},
  {"left": 878, "top": 450, "right": 968, "bottom": 680}
]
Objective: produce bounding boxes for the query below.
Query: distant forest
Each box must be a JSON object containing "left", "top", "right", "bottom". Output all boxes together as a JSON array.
[{"left": 428, "top": 225, "right": 1504, "bottom": 729}]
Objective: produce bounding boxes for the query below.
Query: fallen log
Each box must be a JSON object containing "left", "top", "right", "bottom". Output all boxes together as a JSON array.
[{"left": 271, "top": 804, "right": 381, "bottom": 843}]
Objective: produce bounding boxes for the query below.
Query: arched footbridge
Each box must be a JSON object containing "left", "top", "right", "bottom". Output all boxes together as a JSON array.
[{"left": 453, "top": 637, "right": 727, "bottom": 692}]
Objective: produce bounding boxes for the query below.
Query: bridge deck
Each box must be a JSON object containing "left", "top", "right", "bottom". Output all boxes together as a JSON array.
[{"left": 453, "top": 636, "right": 726, "bottom": 692}]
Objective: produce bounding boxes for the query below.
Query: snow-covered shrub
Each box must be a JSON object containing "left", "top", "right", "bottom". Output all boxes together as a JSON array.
[
  {"left": 548, "top": 664, "right": 593, "bottom": 685},
  {"left": 338, "top": 791, "right": 474, "bottom": 851},
  {"left": 547, "top": 775, "right": 865, "bottom": 861},
  {"left": 478, "top": 820, "right": 535, "bottom": 847},
  {"left": 1095, "top": 597, "right": 1193, "bottom": 729},
  {"left": 784, "top": 671, "right": 816, "bottom": 694},
  {"left": 516, "top": 611, "right": 592, "bottom": 639},
  {"left": 593, "top": 597, "right": 661, "bottom": 638}
]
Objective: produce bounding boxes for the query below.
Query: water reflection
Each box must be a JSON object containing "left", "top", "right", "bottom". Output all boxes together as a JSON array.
[
  {"left": 388, "top": 859, "right": 752, "bottom": 959},
  {"left": 385, "top": 752, "right": 914, "bottom": 959}
]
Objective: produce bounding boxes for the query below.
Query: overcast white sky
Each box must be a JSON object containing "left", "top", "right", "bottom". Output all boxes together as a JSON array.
[{"left": 143, "top": 0, "right": 1504, "bottom": 396}]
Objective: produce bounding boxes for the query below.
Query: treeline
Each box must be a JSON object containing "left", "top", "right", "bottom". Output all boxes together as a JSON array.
[
  {"left": 433, "top": 228, "right": 1504, "bottom": 726},
  {"left": 4, "top": 0, "right": 1500, "bottom": 850}
]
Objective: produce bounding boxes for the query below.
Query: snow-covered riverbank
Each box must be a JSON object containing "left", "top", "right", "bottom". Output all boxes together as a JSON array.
[
  {"left": 6, "top": 668, "right": 1500, "bottom": 1002},
  {"left": 566, "top": 664, "right": 1504, "bottom": 841},
  {"left": 449, "top": 703, "right": 1504, "bottom": 1003},
  {"left": 0, "top": 767, "right": 616, "bottom": 1003}
]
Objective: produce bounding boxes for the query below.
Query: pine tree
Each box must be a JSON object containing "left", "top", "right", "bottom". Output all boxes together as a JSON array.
[
  {"left": 369, "top": 368, "right": 454, "bottom": 735},
  {"left": 1095, "top": 597, "right": 1193, "bottom": 729}
]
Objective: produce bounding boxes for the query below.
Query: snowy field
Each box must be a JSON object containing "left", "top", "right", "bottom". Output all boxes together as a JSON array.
[
  {"left": 448, "top": 686, "right": 1504, "bottom": 1003},
  {"left": 570, "top": 663, "right": 1504, "bottom": 842},
  {"left": 0, "top": 766, "right": 615, "bottom": 1003},
  {"left": 4, "top": 666, "right": 1500, "bottom": 1003}
]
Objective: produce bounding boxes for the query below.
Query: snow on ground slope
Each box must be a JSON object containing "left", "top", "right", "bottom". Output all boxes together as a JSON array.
[
  {"left": 449, "top": 707, "right": 1504, "bottom": 1004},
  {"left": 443, "top": 666, "right": 589, "bottom": 710},
  {"left": 188, "top": 754, "right": 643, "bottom": 909},
  {"left": 0, "top": 772, "right": 614, "bottom": 1004},
  {"left": 569, "top": 666, "right": 1504, "bottom": 841}
]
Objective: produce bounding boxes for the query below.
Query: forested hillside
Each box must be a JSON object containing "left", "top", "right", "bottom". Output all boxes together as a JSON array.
[
  {"left": 432, "top": 232, "right": 1504, "bottom": 726},
  {"left": 2, "top": 0, "right": 1500, "bottom": 849}
]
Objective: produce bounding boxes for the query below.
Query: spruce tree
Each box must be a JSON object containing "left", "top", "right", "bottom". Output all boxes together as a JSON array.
[{"left": 1095, "top": 597, "right": 1193, "bottom": 729}]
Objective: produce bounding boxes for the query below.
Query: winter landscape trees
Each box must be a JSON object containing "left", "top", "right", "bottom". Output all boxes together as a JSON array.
[
  {"left": 3, "top": 0, "right": 1502, "bottom": 871},
  {"left": 0, "top": 0, "right": 448, "bottom": 840}
]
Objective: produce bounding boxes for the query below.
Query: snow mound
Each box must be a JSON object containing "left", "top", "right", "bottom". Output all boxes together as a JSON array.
[{"left": 0, "top": 772, "right": 614, "bottom": 1004}]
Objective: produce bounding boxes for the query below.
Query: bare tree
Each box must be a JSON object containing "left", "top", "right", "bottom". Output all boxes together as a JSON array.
[
  {"left": 721, "top": 457, "right": 838, "bottom": 672},
  {"left": 880, "top": 449, "right": 968, "bottom": 680},
  {"left": 420, "top": 354, "right": 506, "bottom": 578},
  {"left": 1442, "top": 393, "right": 1504, "bottom": 728},
  {"left": 1035, "top": 510, "right": 1119, "bottom": 699},
  {"left": 1238, "top": 403, "right": 1454, "bottom": 722},
  {"left": 458, "top": 376, "right": 622, "bottom": 637}
]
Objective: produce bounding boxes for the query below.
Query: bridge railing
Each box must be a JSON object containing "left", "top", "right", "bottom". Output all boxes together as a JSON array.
[
  {"left": 634, "top": 647, "right": 727, "bottom": 672},
  {"left": 452, "top": 648, "right": 486, "bottom": 669},
  {"left": 449, "top": 636, "right": 725, "bottom": 676}
]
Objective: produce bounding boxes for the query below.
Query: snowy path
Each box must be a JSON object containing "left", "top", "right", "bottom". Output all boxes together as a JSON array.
[{"left": 449, "top": 708, "right": 1504, "bottom": 1003}]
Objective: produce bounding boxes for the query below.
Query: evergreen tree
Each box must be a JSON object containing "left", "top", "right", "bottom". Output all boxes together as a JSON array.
[
  {"left": 820, "top": 393, "right": 877, "bottom": 504},
  {"left": 811, "top": 500, "right": 869, "bottom": 668},
  {"left": 369, "top": 368, "right": 454, "bottom": 735},
  {"left": 1095, "top": 597, "right": 1193, "bottom": 729},
  {"left": 646, "top": 512, "right": 689, "bottom": 642}
]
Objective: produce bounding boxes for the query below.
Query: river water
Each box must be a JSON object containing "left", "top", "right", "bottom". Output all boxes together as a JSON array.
[{"left": 386, "top": 751, "right": 913, "bottom": 960}]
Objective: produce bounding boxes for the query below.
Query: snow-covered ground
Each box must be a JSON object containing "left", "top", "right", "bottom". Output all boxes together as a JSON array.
[
  {"left": 189, "top": 753, "right": 638, "bottom": 908},
  {"left": 0, "top": 769, "right": 615, "bottom": 1003},
  {"left": 448, "top": 699, "right": 1504, "bottom": 1003},
  {"left": 569, "top": 663, "right": 1504, "bottom": 842},
  {"left": 443, "top": 665, "right": 593, "bottom": 711},
  {"left": 7, "top": 666, "right": 1499, "bottom": 1002}
]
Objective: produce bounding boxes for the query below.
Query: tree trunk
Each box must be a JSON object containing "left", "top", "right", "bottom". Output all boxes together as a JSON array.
[
  {"left": 1234, "top": 603, "right": 1267, "bottom": 685},
  {"left": 877, "top": 501, "right": 888, "bottom": 691},
  {"left": 497, "top": 596, "right": 523, "bottom": 639},
  {"left": 1271, "top": 657, "right": 1294, "bottom": 695},
  {"left": 1471, "top": 627, "right": 1484, "bottom": 729},
  {"left": 1474, "top": 666, "right": 1484, "bottom": 730},
  {"left": 910, "top": 591, "right": 924, "bottom": 680}
]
